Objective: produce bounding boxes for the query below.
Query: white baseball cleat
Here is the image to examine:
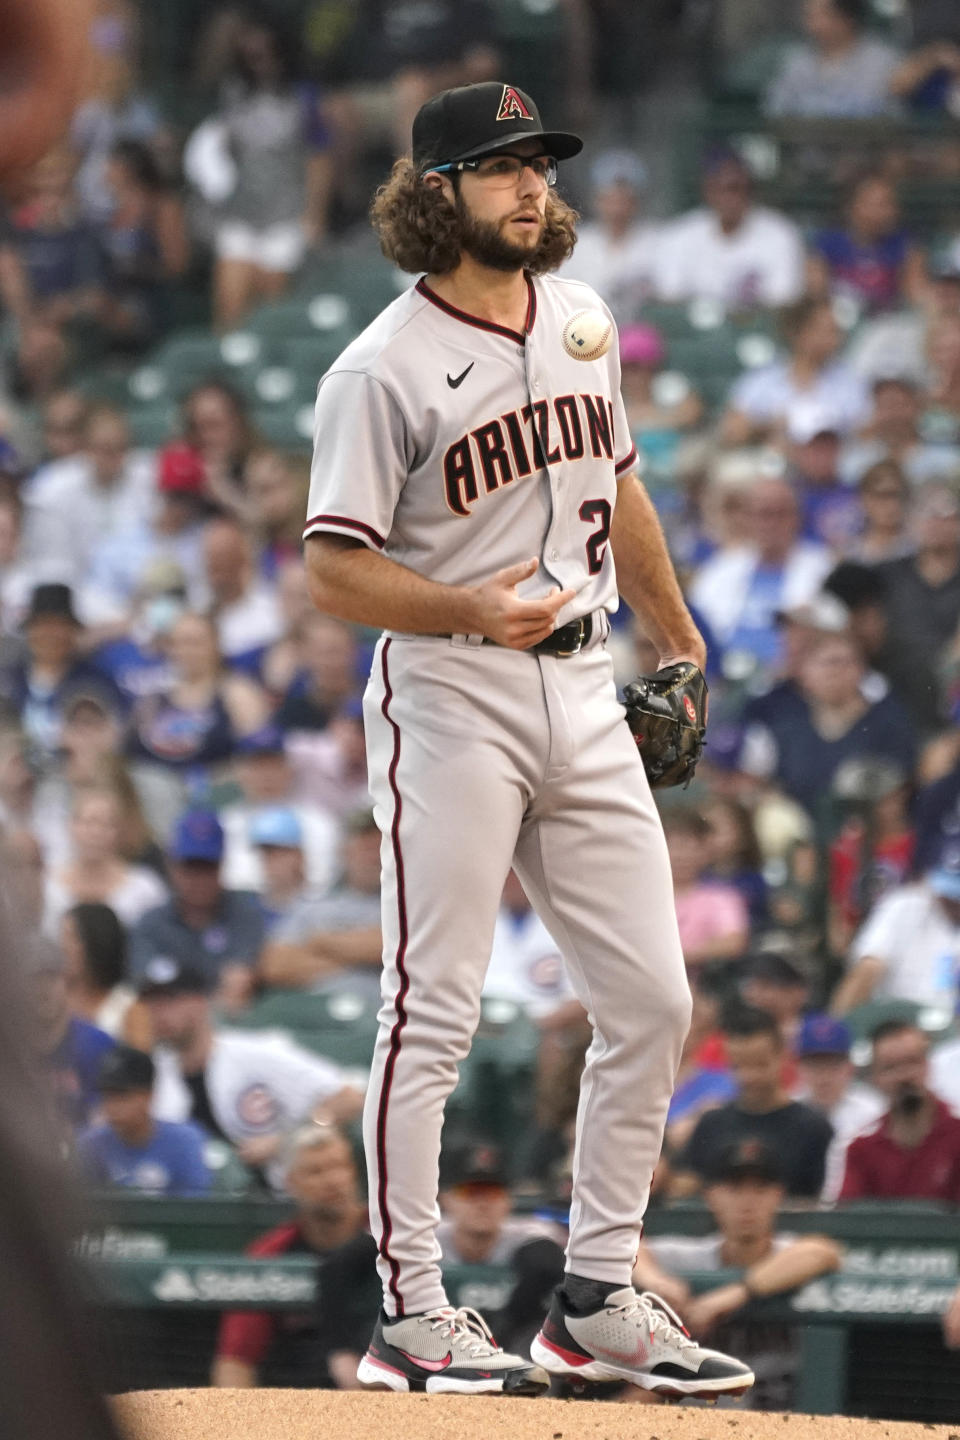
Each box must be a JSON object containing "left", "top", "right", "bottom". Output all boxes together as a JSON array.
[
  {"left": 357, "top": 1304, "right": 550, "bottom": 1395},
  {"left": 530, "top": 1287, "right": 755, "bottom": 1399}
]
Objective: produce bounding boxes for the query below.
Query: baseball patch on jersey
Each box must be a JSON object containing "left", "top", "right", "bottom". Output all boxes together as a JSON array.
[
  {"left": 235, "top": 1083, "right": 282, "bottom": 1131},
  {"left": 497, "top": 86, "right": 532, "bottom": 122}
]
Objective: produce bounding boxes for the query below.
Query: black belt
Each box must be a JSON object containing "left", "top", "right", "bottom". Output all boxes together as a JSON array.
[
  {"left": 438, "top": 613, "right": 595, "bottom": 655},
  {"left": 529, "top": 613, "right": 593, "bottom": 657}
]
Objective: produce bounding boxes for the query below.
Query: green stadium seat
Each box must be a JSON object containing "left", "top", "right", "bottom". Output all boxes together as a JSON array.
[
  {"left": 251, "top": 403, "right": 315, "bottom": 450},
  {"left": 128, "top": 328, "right": 268, "bottom": 406},
  {"left": 125, "top": 403, "right": 179, "bottom": 449},
  {"left": 236, "top": 985, "right": 380, "bottom": 1069},
  {"left": 846, "top": 998, "right": 957, "bottom": 1055}
]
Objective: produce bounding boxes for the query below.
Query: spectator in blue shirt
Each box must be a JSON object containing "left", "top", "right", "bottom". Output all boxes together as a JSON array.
[
  {"left": 129, "top": 808, "right": 265, "bottom": 1011},
  {"left": 77, "top": 1045, "right": 211, "bottom": 1195}
]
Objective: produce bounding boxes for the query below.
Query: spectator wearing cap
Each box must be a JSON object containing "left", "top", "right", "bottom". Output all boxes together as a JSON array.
[
  {"left": 721, "top": 299, "right": 870, "bottom": 450},
  {"left": 653, "top": 149, "right": 805, "bottom": 311},
  {"left": 661, "top": 807, "right": 749, "bottom": 974},
  {"left": 832, "top": 849, "right": 960, "bottom": 1013},
  {"left": 559, "top": 149, "right": 660, "bottom": 324},
  {"left": 670, "top": 1006, "right": 833, "bottom": 1201},
  {"left": 258, "top": 807, "right": 382, "bottom": 994},
  {"left": 42, "top": 781, "right": 168, "bottom": 931},
  {"left": 248, "top": 807, "right": 309, "bottom": 930},
  {"left": 212, "top": 1121, "right": 378, "bottom": 1389},
  {"left": 81, "top": 446, "right": 213, "bottom": 630},
  {"left": 139, "top": 956, "right": 362, "bottom": 1186},
  {"left": 129, "top": 808, "right": 266, "bottom": 1009},
  {"left": 636, "top": 1139, "right": 841, "bottom": 1411},
  {"left": 765, "top": 0, "right": 900, "bottom": 118},
  {"left": 786, "top": 408, "right": 862, "bottom": 554},
  {"left": 0, "top": 583, "right": 123, "bottom": 768},
  {"left": 739, "top": 631, "right": 916, "bottom": 820},
  {"left": 76, "top": 1045, "right": 211, "bottom": 1195},
  {"left": 795, "top": 1013, "right": 885, "bottom": 1201},
  {"left": 436, "top": 1142, "right": 565, "bottom": 1354},
  {"left": 203, "top": 518, "right": 283, "bottom": 678},
  {"left": 838, "top": 1020, "right": 960, "bottom": 1202},
  {"left": 274, "top": 612, "right": 361, "bottom": 735},
  {"left": 689, "top": 476, "right": 833, "bottom": 678},
  {"left": 219, "top": 722, "right": 339, "bottom": 896},
  {"left": 827, "top": 758, "right": 914, "bottom": 955},
  {"left": 843, "top": 381, "right": 959, "bottom": 493},
  {"left": 21, "top": 405, "right": 155, "bottom": 603},
  {"left": 126, "top": 610, "right": 271, "bottom": 773},
  {"left": 740, "top": 591, "right": 852, "bottom": 740},
  {"left": 26, "top": 935, "right": 117, "bottom": 1133},
  {"left": 809, "top": 173, "right": 923, "bottom": 317}
]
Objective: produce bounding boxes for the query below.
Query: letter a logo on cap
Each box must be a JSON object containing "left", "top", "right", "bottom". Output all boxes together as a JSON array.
[{"left": 496, "top": 85, "right": 532, "bottom": 122}]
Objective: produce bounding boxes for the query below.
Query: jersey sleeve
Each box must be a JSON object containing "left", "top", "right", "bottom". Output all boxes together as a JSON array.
[
  {"left": 269, "top": 1035, "right": 349, "bottom": 1113},
  {"left": 303, "top": 368, "right": 409, "bottom": 552}
]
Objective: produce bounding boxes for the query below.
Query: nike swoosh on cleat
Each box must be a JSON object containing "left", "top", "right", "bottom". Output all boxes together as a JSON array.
[
  {"left": 447, "top": 363, "right": 474, "bottom": 389},
  {"left": 396, "top": 1350, "right": 453, "bottom": 1372}
]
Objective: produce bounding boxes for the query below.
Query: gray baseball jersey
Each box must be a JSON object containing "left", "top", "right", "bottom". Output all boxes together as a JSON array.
[
  {"left": 304, "top": 270, "right": 689, "bottom": 1322},
  {"left": 303, "top": 272, "right": 638, "bottom": 623}
]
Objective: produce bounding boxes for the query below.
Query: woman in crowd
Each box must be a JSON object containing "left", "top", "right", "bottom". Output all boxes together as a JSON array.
[
  {"left": 702, "top": 793, "right": 768, "bottom": 929},
  {"left": 60, "top": 899, "right": 151, "bottom": 1048},
  {"left": 180, "top": 380, "right": 259, "bottom": 520},
  {"left": 203, "top": 12, "right": 333, "bottom": 328},
  {"left": 43, "top": 782, "right": 168, "bottom": 930},
  {"left": 127, "top": 609, "right": 270, "bottom": 773},
  {"left": 850, "top": 459, "right": 914, "bottom": 563}
]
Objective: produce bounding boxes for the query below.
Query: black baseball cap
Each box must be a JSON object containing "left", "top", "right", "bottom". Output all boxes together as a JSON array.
[
  {"left": 97, "top": 1044, "right": 156, "bottom": 1093},
  {"left": 705, "top": 1139, "right": 783, "bottom": 1186},
  {"left": 412, "top": 82, "right": 582, "bottom": 174},
  {"left": 137, "top": 956, "right": 210, "bottom": 999},
  {"left": 441, "top": 1142, "right": 509, "bottom": 1189}
]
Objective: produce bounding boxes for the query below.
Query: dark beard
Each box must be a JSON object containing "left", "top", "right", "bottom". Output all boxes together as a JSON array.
[{"left": 456, "top": 192, "right": 543, "bottom": 272}]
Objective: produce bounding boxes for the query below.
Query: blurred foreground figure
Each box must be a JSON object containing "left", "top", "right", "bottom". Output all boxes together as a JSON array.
[
  {"left": 0, "top": 0, "right": 93, "bottom": 176},
  {"left": 0, "top": 887, "right": 121, "bottom": 1438}
]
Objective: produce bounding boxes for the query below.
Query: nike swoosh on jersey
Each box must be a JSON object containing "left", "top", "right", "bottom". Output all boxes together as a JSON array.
[
  {"left": 396, "top": 1349, "right": 453, "bottom": 1371},
  {"left": 447, "top": 363, "right": 475, "bottom": 389}
]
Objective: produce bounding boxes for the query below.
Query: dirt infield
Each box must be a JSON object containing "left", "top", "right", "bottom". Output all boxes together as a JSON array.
[{"left": 114, "top": 1390, "right": 960, "bottom": 1440}]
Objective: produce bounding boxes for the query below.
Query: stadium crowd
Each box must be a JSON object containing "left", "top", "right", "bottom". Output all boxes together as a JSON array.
[{"left": 3, "top": 0, "right": 960, "bottom": 1407}]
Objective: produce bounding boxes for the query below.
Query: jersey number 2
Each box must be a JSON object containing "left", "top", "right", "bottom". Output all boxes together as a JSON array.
[{"left": 579, "top": 499, "right": 611, "bottom": 575}]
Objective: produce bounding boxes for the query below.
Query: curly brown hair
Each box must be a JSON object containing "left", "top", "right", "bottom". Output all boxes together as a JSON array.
[{"left": 371, "top": 157, "right": 579, "bottom": 276}]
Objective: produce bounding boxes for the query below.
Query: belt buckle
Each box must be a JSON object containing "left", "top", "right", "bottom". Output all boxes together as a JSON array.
[{"left": 555, "top": 617, "right": 586, "bottom": 657}]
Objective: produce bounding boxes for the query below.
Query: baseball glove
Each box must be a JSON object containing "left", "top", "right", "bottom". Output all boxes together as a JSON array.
[{"left": 622, "top": 662, "right": 708, "bottom": 789}]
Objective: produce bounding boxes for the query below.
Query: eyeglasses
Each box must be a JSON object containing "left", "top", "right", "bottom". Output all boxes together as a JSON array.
[{"left": 431, "top": 153, "right": 558, "bottom": 188}]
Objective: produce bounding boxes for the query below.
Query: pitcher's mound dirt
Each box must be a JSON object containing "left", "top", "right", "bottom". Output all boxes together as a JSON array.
[{"left": 113, "top": 1389, "right": 960, "bottom": 1440}]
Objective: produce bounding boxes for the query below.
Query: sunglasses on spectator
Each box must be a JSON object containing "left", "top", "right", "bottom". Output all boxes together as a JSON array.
[{"left": 431, "top": 153, "right": 558, "bottom": 188}]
